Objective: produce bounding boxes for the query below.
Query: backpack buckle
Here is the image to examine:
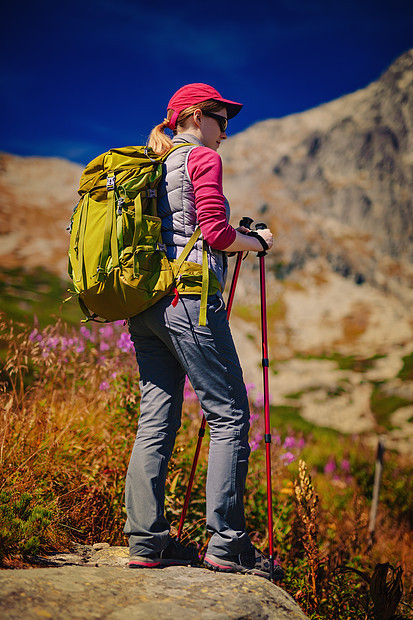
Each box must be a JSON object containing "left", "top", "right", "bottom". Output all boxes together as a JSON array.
[
  {"left": 117, "top": 197, "right": 124, "bottom": 215},
  {"left": 106, "top": 175, "right": 115, "bottom": 190},
  {"left": 156, "top": 243, "right": 166, "bottom": 252},
  {"left": 146, "top": 189, "right": 157, "bottom": 198}
]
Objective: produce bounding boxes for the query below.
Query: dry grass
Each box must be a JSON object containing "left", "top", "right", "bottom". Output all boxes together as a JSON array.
[{"left": 1, "top": 314, "right": 412, "bottom": 619}]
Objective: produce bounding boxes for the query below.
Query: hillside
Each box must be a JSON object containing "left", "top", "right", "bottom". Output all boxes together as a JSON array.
[
  {"left": 1, "top": 50, "right": 412, "bottom": 452},
  {"left": 0, "top": 154, "right": 82, "bottom": 275}
]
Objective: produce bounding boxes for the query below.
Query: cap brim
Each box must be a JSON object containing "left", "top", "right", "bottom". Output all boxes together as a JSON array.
[{"left": 215, "top": 98, "right": 243, "bottom": 119}]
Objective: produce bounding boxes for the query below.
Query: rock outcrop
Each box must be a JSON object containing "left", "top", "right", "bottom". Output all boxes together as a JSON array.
[{"left": 0, "top": 546, "right": 309, "bottom": 620}]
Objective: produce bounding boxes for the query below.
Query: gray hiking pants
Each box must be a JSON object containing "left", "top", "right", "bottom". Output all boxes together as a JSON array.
[{"left": 124, "top": 293, "right": 251, "bottom": 558}]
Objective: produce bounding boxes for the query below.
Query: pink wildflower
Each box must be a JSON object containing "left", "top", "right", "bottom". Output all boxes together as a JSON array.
[
  {"left": 29, "top": 329, "right": 39, "bottom": 342},
  {"left": 250, "top": 433, "right": 263, "bottom": 452},
  {"left": 245, "top": 383, "right": 256, "bottom": 396},
  {"left": 99, "top": 325, "right": 114, "bottom": 339},
  {"left": 117, "top": 332, "right": 134, "bottom": 353},
  {"left": 324, "top": 459, "right": 336, "bottom": 474},
  {"left": 283, "top": 436, "right": 296, "bottom": 450},
  {"left": 280, "top": 451, "right": 295, "bottom": 465},
  {"left": 254, "top": 393, "right": 264, "bottom": 408},
  {"left": 341, "top": 458, "right": 351, "bottom": 473},
  {"left": 80, "top": 325, "right": 93, "bottom": 341}
]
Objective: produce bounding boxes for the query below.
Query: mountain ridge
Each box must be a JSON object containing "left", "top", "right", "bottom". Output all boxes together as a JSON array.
[{"left": 219, "top": 49, "right": 413, "bottom": 306}]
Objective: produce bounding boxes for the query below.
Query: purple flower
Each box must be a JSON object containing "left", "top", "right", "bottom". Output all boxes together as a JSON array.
[
  {"left": 280, "top": 451, "right": 295, "bottom": 465},
  {"left": 60, "top": 337, "right": 70, "bottom": 351},
  {"left": 297, "top": 438, "right": 306, "bottom": 450},
  {"left": 117, "top": 332, "right": 134, "bottom": 353},
  {"left": 100, "top": 341, "right": 110, "bottom": 352},
  {"left": 184, "top": 388, "right": 198, "bottom": 401},
  {"left": 250, "top": 433, "right": 263, "bottom": 452},
  {"left": 273, "top": 434, "right": 281, "bottom": 446},
  {"left": 80, "top": 325, "right": 93, "bottom": 341},
  {"left": 324, "top": 459, "right": 336, "bottom": 474},
  {"left": 183, "top": 376, "right": 197, "bottom": 401},
  {"left": 46, "top": 336, "right": 59, "bottom": 350},
  {"left": 283, "top": 436, "right": 296, "bottom": 450},
  {"left": 29, "top": 329, "right": 39, "bottom": 342},
  {"left": 99, "top": 381, "right": 109, "bottom": 391},
  {"left": 254, "top": 392, "right": 272, "bottom": 407},
  {"left": 245, "top": 383, "right": 256, "bottom": 396},
  {"left": 99, "top": 325, "right": 114, "bottom": 339},
  {"left": 254, "top": 393, "right": 264, "bottom": 408},
  {"left": 250, "top": 412, "right": 259, "bottom": 424},
  {"left": 341, "top": 459, "right": 351, "bottom": 473}
]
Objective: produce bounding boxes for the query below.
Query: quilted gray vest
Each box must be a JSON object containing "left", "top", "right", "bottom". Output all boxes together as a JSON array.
[{"left": 157, "top": 134, "right": 228, "bottom": 290}]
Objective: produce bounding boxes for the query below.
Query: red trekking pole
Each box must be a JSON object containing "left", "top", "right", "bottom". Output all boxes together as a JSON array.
[
  {"left": 255, "top": 222, "right": 275, "bottom": 582},
  {"left": 176, "top": 217, "right": 253, "bottom": 542}
]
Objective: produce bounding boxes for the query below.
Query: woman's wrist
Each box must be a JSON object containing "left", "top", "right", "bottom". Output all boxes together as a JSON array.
[{"left": 224, "top": 231, "right": 265, "bottom": 253}]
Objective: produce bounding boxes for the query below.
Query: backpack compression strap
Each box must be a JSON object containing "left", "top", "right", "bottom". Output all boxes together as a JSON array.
[
  {"left": 200, "top": 239, "right": 209, "bottom": 327},
  {"left": 76, "top": 193, "right": 89, "bottom": 290},
  {"left": 170, "top": 227, "right": 210, "bottom": 327},
  {"left": 97, "top": 172, "right": 119, "bottom": 281}
]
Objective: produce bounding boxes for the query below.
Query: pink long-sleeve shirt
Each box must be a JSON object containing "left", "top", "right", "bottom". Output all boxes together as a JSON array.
[{"left": 187, "top": 147, "right": 237, "bottom": 250}]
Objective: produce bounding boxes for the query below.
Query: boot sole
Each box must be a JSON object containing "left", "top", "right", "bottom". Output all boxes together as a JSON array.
[
  {"left": 204, "top": 556, "right": 270, "bottom": 579},
  {"left": 204, "top": 555, "right": 284, "bottom": 581},
  {"left": 129, "top": 558, "right": 193, "bottom": 568}
]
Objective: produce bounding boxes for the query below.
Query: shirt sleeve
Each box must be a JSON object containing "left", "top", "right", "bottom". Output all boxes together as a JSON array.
[{"left": 187, "top": 146, "right": 236, "bottom": 250}]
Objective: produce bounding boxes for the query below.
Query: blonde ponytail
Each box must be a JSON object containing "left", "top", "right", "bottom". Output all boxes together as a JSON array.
[
  {"left": 148, "top": 100, "right": 227, "bottom": 155},
  {"left": 147, "top": 114, "right": 174, "bottom": 155}
]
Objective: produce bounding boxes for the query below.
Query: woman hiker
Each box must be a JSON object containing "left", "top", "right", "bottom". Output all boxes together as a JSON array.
[{"left": 124, "top": 82, "right": 283, "bottom": 581}]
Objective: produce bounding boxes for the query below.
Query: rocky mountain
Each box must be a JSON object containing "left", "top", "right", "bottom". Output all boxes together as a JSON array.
[
  {"left": 1, "top": 50, "right": 412, "bottom": 451},
  {"left": 220, "top": 49, "right": 413, "bottom": 306}
]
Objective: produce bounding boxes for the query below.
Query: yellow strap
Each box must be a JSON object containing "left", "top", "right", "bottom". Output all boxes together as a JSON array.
[
  {"left": 132, "top": 193, "right": 143, "bottom": 252},
  {"left": 77, "top": 194, "right": 89, "bottom": 288},
  {"left": 199, "top": 239, "right": 209, "bottom": 326},
  {"left": 173, "top": 227, "right": 202, "bottom": 271},
  {"left": 98, "top": 171, "right": 116, "bottom": 281},
  {"left": 110, "top": 188, "right": 119, "bottom": 270}
]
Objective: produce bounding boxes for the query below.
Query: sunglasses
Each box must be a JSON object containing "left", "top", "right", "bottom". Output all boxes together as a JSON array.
[{"left": 202, "top": 111, "right": 228, "bottom": 133}]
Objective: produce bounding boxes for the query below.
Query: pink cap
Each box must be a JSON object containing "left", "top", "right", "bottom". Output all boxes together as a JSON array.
[{"left": 167, "top": 83, "right": 243, "bottom": 130}]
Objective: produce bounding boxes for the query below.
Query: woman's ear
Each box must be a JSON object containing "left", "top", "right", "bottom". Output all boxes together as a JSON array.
[{"left": 193, "top": 109, "right": 202, "bottom": 127}]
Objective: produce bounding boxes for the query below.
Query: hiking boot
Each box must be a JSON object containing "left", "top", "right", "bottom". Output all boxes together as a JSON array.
[
  {"left": 204, "top": 545, "right": 284, "bottom": 581},
  {"left": 129, "top": 537, "right": 199, "bottom": 568}
]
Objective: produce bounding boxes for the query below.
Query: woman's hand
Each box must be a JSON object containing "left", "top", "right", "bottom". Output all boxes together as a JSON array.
[
  {"left": 225, "top": 226, "right": 274, "bottom": 253},
  {"left": 251, "top": 227, "right": 273, "bottom": 250}
]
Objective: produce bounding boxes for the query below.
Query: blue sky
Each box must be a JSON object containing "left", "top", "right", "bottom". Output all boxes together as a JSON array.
[{"left": 1, "top": 0, "right": 412, "bottom": 164}]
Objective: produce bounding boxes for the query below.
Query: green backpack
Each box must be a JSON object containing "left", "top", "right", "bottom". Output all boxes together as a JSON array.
[{"left": 68, "top": 145, "right": 219, "bottom": 325}]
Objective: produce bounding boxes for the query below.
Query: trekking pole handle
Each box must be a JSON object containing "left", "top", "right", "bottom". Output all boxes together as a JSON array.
[
  {"left": 247, "top": 222, "right": 269, "bottom": 256},
  {"left": 239, "top": 216, "right": 254, "bottom": 229}
]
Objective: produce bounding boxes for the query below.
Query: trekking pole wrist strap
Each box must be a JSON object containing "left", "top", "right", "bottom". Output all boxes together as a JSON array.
[{"left": 247, "top": 230, "right": 269, "bottom": 252}]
